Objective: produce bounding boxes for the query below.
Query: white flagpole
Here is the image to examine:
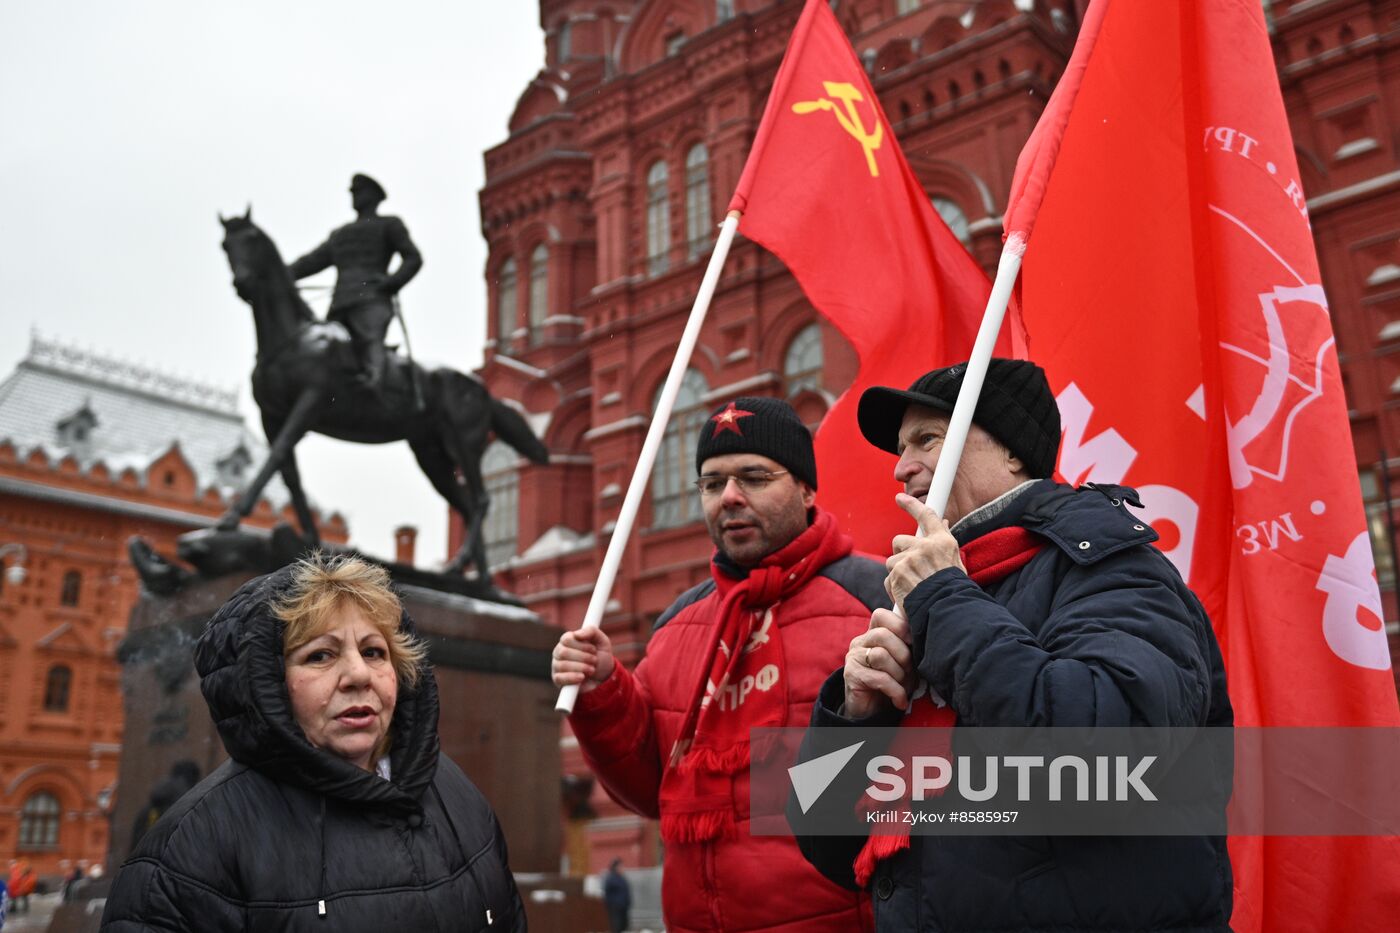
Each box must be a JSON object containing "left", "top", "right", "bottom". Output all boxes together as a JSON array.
[
  {"left": 555, "top": 211, "right": 743, "bottom": 714},
  {"left": 900, "top": 237, "right": 1024, "bottom": 711},
  {"left": 922, "top": 236, "right": 1025, "bottom": 518}
]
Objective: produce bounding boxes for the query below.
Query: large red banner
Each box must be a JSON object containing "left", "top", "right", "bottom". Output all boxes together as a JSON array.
[
  {"left": 1015, "top": 1, "right": 1400, "bottom": 929},
  {"left": 728, "top": 0, "right": 1012, "bottom": 557}
]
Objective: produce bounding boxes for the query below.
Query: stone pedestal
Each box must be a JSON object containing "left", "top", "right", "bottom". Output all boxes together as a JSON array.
[
  {"left": 397, "top": 583, "right": 561, "bottom": 873},
  {"left": 107, "top": 572, "right": 561, "bottom": 877},
  {"left": 108, "top": 573, "right": 251, "bottom": 871}
]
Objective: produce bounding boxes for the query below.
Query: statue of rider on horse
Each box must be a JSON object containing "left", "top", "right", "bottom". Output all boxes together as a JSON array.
[
  {"left": 288, "top": 174, "right": 421, "bottom": 390},
  {"left": 195, "top": 185, "right": 547, "bottom": 586}
]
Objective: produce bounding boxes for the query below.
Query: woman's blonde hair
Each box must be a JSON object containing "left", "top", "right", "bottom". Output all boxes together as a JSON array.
[{"left": 273, "top": 554, "right": 426, "bottom": 687}]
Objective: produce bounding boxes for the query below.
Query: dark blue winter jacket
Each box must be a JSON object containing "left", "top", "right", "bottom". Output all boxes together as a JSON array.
[{"left": 794, "top": 480, "right": 1233, "bottom": 932}]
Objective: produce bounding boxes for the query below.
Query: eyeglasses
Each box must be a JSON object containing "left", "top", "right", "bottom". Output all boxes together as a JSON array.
[{"left": 694, "top": 470, "right": 790, "bottom": 497}]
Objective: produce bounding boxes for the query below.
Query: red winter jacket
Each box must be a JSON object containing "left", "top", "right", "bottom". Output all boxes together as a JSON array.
[{"left": 570, "top": 553, "right": 887, "bottom": 933}]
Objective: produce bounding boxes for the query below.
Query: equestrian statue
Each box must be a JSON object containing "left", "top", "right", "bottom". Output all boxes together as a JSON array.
[
  {"left": 287, "top": 173, "right": 421, "bottom": 390},
  {"left": 213, "top": 192, "right": 547, "bottom": 580}
]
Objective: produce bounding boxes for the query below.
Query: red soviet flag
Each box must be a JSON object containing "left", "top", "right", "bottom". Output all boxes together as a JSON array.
[
  {"left": 1013, "top": 1, "right": 1400, "bottom": 930},
  {"left": 729, "top": 0, "right": 1017, "bottom": 556}
]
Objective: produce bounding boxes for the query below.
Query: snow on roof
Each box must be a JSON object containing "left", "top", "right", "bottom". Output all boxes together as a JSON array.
[{"left": 0, "top": 332, "right": 288, "bottom": 505}]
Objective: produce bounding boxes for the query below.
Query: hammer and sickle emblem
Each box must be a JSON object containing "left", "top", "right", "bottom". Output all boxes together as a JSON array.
[
  {"left": 745, "top": 607, "right": 774, "bottom": 654},
  {"left": 792, "top": 81, "right": 885, "bottom": 177}
]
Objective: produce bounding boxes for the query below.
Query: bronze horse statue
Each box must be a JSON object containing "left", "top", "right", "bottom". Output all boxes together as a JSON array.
[{"left": 216, "top": 208, "right": 547, "bottom": 577}]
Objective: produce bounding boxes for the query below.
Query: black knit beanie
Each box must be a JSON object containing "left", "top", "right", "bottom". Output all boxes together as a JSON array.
[
  {"left": 695, "top": 396, "right": 818, "bottom": 489},
  {"left": 855, "top": 358, "right": 1061, "bottom": 478}
]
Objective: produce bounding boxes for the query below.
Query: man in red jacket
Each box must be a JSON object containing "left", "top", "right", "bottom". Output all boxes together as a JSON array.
[{"left": 552, "top": 396, "right": 881, "bottom": 933}]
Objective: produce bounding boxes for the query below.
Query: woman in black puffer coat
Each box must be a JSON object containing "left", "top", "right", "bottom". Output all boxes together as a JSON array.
[{"left": 102, "top": 555, "right": 525, "bottom": 932}]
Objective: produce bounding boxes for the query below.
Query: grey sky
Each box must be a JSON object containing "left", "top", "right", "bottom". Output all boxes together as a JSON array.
[{"left": 1, "top": 1, "right": 545, "bottom": 565}]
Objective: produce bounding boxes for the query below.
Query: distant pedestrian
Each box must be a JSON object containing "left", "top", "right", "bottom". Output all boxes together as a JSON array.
[
  {"left": 5, "top": 861, "right": 33, "bottom": 915},
  {"left": 63, "top": 862, "right": 84, "bottom": 901},
  {"left": 602, "top": 858, "right": 631, "bottom": 933}
]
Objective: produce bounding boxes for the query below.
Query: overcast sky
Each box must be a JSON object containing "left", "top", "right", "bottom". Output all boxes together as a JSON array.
[{"left": 0, "top": 1, "right": 545, "bottom": 565}]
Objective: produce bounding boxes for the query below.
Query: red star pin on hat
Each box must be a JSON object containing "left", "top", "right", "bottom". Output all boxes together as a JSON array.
[{"left": 710, "top": 402, "right": 755, "bottom": 437}]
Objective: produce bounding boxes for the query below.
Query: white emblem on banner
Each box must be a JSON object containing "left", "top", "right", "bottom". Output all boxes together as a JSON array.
[
  {"left": 1055, "top": 382, "right": 1135, "bottom": 486},
  {"left": 1055, "top": 383, "right": 1200, "bottom": 582},
  {"left": 1317, "top": 531, "right": 1392, "bottom": 671},
  {"left": 1209, "top": 205, "right": 1331, "bottom": 489}
]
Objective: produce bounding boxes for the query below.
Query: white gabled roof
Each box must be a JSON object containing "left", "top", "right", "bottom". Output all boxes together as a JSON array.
[{"left": 0, "top": 332, "right": 288, "bottom": 505}]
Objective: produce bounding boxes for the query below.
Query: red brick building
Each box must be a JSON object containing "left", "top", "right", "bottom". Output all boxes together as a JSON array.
[
  {"left": 1270, "top": 0, "right": 1400, "bottom": 634},
  {"left": 466, "top": 0, "right": 1400, "bottom": 873},
  {"left": 0, "top": 334, "right": 345, "bottom": 875}
]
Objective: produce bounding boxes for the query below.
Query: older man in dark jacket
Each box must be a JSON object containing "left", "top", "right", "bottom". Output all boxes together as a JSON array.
[{"left": 794, "top": 359, "right": 1232, "bottom": 932}]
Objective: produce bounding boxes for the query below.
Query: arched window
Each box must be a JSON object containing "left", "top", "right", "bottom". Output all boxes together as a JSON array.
[
  {"left": 60, "top": 569, "right": 81, "bottom": 607},
  {"left": 482, "top": 442, "right": 521, "bottom": 570},
  {"left": 496, "top": 258, "right": 518, "bottom": 353},
  {"left": 784, "top": 324, "right": 825, "bottom": 396},
  {"left": 717, "top": 1, "right": 735, "bottom": 24},
  {"left": 651, "top": 370, "right": 710, "bottom": 528},
  {"left": 19, "top": 791, "right": 61, "bottom": 850},
  {"left": 646, "top": 161, "right": 671, "bottom": 277},
  {"left": 933, "top": 196, "right": 971, "bottom": 246},
  {"left": 685, "top": 144, "right": 712, "bottom": 260},
  {"left": 1360, "top": 469, "right": 1396, "bottom": 585},
  {"left": 528, "top": 244, "right": 549, "bottom": 344},
  {"left": 44, "top": 665, "right": 72, "bottom": 713},
  {"left": 558, "top": 21, "right": 573, "bottom": 62}
]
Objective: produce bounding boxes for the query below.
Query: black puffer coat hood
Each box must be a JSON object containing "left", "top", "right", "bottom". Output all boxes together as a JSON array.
[
  {"left": 102, "top": 566, "right": 526, "bottom": 932},
  {"left": 194, "top": 565, "right": 439, "bottom": 816}
]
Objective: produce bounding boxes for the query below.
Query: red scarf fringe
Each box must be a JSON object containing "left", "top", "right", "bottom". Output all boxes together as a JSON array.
[
  {"left": 854, "top": 834, "right": 911, "bottom": 888},
  {"left": 660, "top": 809, "right": 737, "bottom": 844}
]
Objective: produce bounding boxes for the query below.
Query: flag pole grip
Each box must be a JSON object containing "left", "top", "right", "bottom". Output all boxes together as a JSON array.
[
  {"left": 894, "top": 241, "right": 1024, "bottom": 711},
  {"left": 922, "top": 242, "right": 1025, "bottom": 519},
  {"left": 555, "top": 211, "right": 743, "bottom": 714},
  {"left": 897, "top": 243, "right": 1022, "bottom": 618}
]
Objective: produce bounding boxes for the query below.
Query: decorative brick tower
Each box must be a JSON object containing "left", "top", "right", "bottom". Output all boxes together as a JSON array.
[
  {"left": 468, "top": 0, "right": 1400, "bottom": 876},
  {"left": 1268, "top": 0, "right": 1400, "bottom": 675},
  {"left": 468, "top": 0, "right": 1083, "bottom": 874}
]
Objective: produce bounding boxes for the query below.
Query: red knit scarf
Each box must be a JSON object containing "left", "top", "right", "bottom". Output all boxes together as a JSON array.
[
  {"left": 852, "top": 525, "right": 1044, "bottom": 886},
  {"left": 659, "top": 508, "right": 853, "bottom": 844}
]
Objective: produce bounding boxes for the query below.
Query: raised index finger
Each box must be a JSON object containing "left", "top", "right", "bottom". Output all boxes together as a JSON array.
[{"left": 895, "top": 492, "right": 945, "bottom": 536}]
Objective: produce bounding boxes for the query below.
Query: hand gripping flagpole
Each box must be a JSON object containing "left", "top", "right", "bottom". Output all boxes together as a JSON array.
[
  {"left": 889, "top": 0, "right": 1097, "bottom": 704},
  {"left": 556, "top": 211, "right": 743, "bottom": 714}
]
